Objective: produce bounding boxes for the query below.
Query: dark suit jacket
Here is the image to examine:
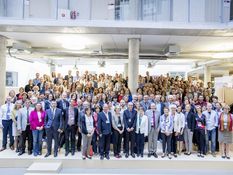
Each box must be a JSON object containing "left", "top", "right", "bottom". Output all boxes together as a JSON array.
[
  {"left": 123, "top": 109, "right": 137, "bottom": 130},
  {"left": 184, "top": 111, "right": 196, "bottom": 132},
  {"left": 64, "top": 75, "right": 73, "bottom": 82},
  {"left": 44, "top": 108, "right": 63, "bottom": 130},
  {"left": 97, "top": 111, "right": 112, "bottom": 135},
  {"left": 57, "top": 99, "right": 69, "bottom": 113},
  {"left": 64, "top": 107, "right": 79, "bottom": 129},
  {"left": 81, "top": 115, "right": 95, "bottom": 135}
]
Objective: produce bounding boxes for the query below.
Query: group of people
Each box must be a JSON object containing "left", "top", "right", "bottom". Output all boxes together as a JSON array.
[{"left": 0, "top": 70, "right": 232, "bottom": 160}]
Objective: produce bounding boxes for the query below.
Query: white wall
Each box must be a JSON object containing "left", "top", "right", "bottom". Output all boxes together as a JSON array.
[
  {"left": 91, "top": 0, "right": 114, "bottom": 20},
  {"left": 172, "top": 0, "right": 189, "bottom": 22},
  {"left": 190, "top": 0, "right": 205, "bottom": 22},
  {"left": 6, "top": 57, "right": 50, "bottom": 88},
  {"left": 5, "top": 0, "right": 23, "bottom": 18}
]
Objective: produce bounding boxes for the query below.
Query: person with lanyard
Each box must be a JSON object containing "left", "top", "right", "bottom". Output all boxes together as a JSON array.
[
  {"left": 160, "top": 107, "right": 174, "bottom": 159},
  {"left": 183, "top": 104, "right": 196, "bottom": 156},
  {"left": 29, "top": 103, "right": 45, "bottom": 156},
  {"left": 218, "top": 105, "right": 233, "bottom": 159},
  {"left": 112, "top": 105, "right": 124, "bottom": 158},
  {"left": 17, "top": 99, "right": 34, "bottom": 156},
  {"left": 0, "top": 96, "right": 15, "bottom": 151},
  {"left": 123, "top": 102, "right": 137, "bottom": 158},
  {"left": 195, "top": 105, "right": 206, "bottom": 158},
  {"left": 98, "top": 103, "right": 112, "bottom": 160},
  {"left": 44, "top": 100, "right": 63, "bottom": 157},
  {"left": 64, "top": 99, "right": 79, "bottom": 156},
  {"left": 174, "top": 105, "right": 185, "bottom": 155},
  {"left": 81, "top": 107, "right": 95, "bottom": 160},
  {"left": 145, "top": 103, "right": 160, "bottom": 158},
  {"left": 202, "top": 103, "right": 218, "bottom": 157},
  {"left": 135, "top": 107, "right": 148, "bottom": 157}
]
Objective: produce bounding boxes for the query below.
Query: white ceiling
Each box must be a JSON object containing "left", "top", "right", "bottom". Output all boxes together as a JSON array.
[{"left": 2, "top": 32, "right": 233, "bottom": 53}]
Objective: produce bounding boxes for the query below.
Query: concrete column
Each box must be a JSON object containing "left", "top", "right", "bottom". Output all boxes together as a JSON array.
[
  {"left": 124, "top": 63, "right": 128, "bottom": 79},
  {"left": 128, "top": 38, "right": 140, "bottom": 94},
  {"left": 204, "top": 65, "right": 211, "bottom": 87},
  {"left": 0, "top": 36, "right": 7, "bottom": 105}
]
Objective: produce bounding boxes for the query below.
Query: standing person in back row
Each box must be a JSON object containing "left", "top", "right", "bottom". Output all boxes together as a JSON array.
[
  {"left": 123, "top": 102, "right": 137, "bottom": 158},
  {"left": 146, "top": 103, "right": 160, "bottom": 158},
  {"left": 98, "top": 103, "right": 112, "bottom": 160},
  {"left": 44, "top": 100, "right": 63, "bottom": 157}
]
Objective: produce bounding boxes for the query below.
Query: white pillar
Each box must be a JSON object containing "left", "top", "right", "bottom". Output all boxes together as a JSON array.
[
  {"left": 128, "top": 38, "right": 140, "bottom": 94},
  {"left": 204, "top": 65, "right": 211, "bottom": 87},
  {"left": 0, "top": 36, "right": 6, "bottom": 105},
  {"left": 124, "top": 63, "right": 128, "bottom": 79}
]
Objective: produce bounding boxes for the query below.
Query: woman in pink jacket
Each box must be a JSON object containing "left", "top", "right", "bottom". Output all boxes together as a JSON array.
[{"left": 29, "top": 103, "right": 45, "bottom": 156}]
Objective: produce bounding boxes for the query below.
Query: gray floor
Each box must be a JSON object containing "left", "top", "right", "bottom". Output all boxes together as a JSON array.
[
  {"left": 0, "top": 167, "right": 232, "bottom": 175},
  {"left": 0, "top": 168, "right": 26, "bottom": 175},
  {"left": 61, "top": 168, "right": 233, "bottom": 175}
]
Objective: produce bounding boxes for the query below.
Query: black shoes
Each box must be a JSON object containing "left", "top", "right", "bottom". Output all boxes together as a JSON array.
[
  {"left": 125, "top": 153, "right": 129, "bottom": 158},
  {"left": 44, "top": 153, "right": 51, "bottom": 158},
  {"left": 100, "top": 156, "right": 104, "bottom": 160},
  {"left": 154, "top": 153, "right": 158, "bottom": 158},
  {"left": 65, "top": 152, "right": 69, "bottom": 156},
  {"left": 54, "top": 152, "right": 58, "bottom": 157},
  {"left": 18, "top": 151, "right": 25, "bottom": 156},
  {"left": 131, "top": 154, "right": 135, "bottom": 158}
]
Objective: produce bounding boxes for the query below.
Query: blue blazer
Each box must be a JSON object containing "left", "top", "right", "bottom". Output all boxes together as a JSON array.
[
  {"left": 123, "top": 109, "right": 137, "bottom": 129},
  {"left": 57, "top": 99, "right": 69, "bottom": 113},
  {"left": 97, "top": 111, "right": 112, "bottom": 135},
  {"left": 44, "top": 108, "right": 63, "bottom": 130}
]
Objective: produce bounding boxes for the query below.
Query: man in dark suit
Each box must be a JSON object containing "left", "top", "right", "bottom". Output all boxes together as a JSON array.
[
  {"left": 98, "top": 103, "right": 112, "bottom": 160},
  {"left": 123, "top": 102, "right": 137, "bottom": 158},
  {"left": 44, "top": 101, "right": 63, "bottom": 157},
  {"left": 64, "top": 99, "right": 79, "bottom": 156},
  {"left": 57, "top": 93, "right": 69, "bottom": 149}
]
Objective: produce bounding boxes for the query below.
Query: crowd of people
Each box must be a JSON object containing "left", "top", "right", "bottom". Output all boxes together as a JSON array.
[{"left": 0, "top": 70, "right": 232, "bottom": 160}]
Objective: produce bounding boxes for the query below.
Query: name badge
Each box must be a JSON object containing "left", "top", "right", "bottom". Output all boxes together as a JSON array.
[
  {"left": 198, "top": 122, "right": 202, "bottom": 127},
  {"left": 7, "top": 112, "right": 11, "bottom": 116},
  {"left": 106, "top": 120, "right": 110, "bottom": 124},
  {"left": 128, "top": 119, "right": 131, "bottom": 122},
  {"left": 117, "top": 124, "right": 122, "bottom": 127}
]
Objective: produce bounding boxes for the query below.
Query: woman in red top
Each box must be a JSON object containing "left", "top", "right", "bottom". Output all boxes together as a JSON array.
[{"left": 29, "top": 103, "right": 45, "bottom": 156}]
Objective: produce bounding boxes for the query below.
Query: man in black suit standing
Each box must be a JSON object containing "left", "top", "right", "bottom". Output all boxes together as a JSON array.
[
  {"left": 98, "top": 103, "right": 112, "bottom": 160},
  {"left": 57, "top": 93, "right": 69, "bottom": 149},
  {"left": 123, "top": 102, "right": 137, "bottom": 158},
  {"left": 64, "top": 99, "right": 79, "bottom": 156},
  {"left": 44, "top": 101, "right": 63, "bottom": 157}
]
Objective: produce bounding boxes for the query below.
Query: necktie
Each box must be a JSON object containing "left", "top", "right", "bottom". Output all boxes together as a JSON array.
[
  {"left": 153, "top": 111, "right": 155, "bottom": 127},
  {"left": 27, "top": 109, "right": 29, "bottom": 124},
  {"left": 6, "top": 104, "right": 10, "bottom": 120},
  {"left": 53, "top": 109, "right": 55, "bottom": 120}
]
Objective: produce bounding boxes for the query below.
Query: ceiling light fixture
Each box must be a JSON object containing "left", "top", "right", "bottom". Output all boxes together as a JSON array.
[
  {"left": 56, "top": 35, "right": 96, "bottom": 50},
  {"left": 212, "top": 52, "right": 233, "bottom": 59}
]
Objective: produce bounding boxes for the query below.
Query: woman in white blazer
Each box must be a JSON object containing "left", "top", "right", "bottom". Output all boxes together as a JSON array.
[
  {"left": 173, "top": 106, "right": 185, "bottom": 156},
  {"left": 136, "top": 107, "right": 148, "bottom": 157}
]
